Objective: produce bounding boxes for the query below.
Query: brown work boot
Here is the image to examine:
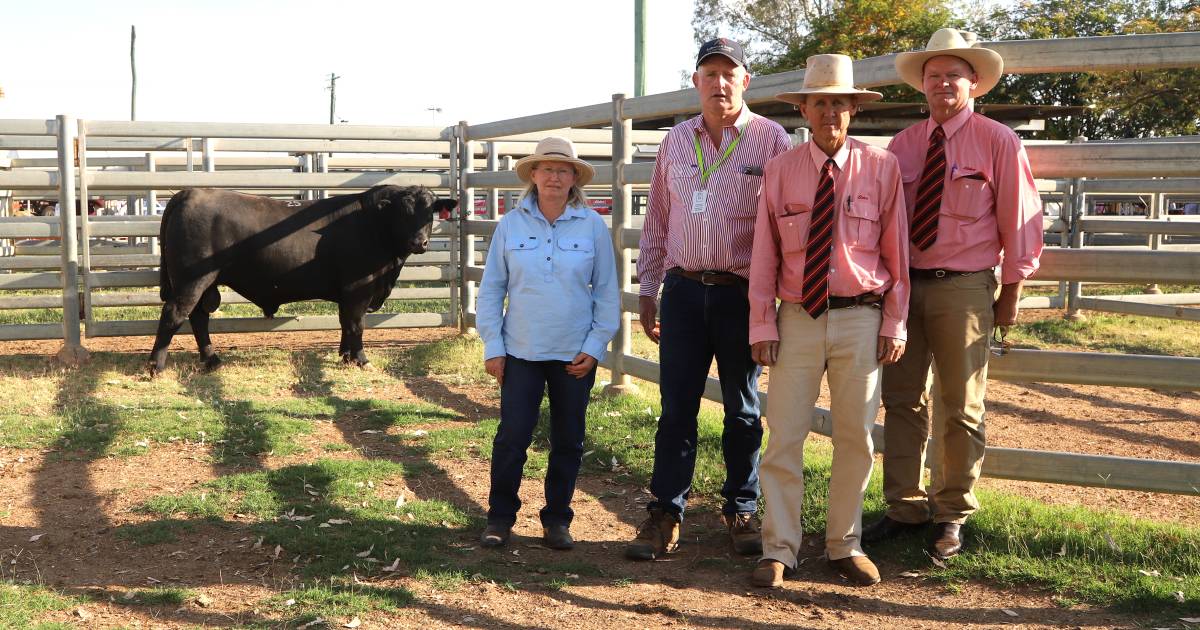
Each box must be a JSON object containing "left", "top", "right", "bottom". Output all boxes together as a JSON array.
[
  {"left": 624, "top": 508, "right": 680, "bottom": 560},
  {"left": 724, "top": 512, "right": 763, "bottom": 556},
  {"left": 828, "top": 555, "right": 881, "bottom": 586},
  {"left": 750, "top": 559, "right": 790, "bottom": 588}
]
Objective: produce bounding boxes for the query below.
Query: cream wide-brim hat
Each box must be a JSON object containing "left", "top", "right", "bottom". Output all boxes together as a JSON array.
[
  {"left": 514, "top": 136, "right": 595, "bottom": 187},
  {"left": 895, "top": 28, "right": 1003, "bottom": 98},
  {"left": 775, "top": 54, "right": 883, "bottom": 106}
]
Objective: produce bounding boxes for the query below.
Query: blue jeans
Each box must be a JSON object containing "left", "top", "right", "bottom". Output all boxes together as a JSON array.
[
  {"left": 487, "top": 355, "right": 595, "bottom": 528},
  {"left": 648, "top": 274, "right": 763, "bottom": 518}
]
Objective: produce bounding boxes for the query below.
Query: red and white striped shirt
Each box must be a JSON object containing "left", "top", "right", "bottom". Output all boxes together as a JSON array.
[{"left": 638, "top": 106, "right": 792, "bottom": 297}]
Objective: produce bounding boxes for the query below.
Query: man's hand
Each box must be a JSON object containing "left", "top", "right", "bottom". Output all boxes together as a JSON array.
[
  {"left": 565, "top": 352, "right": 597, "bottom": 379},
  {"left": 877, "top": 336, "right": 905, "bottom": 365},
  {"left": 751, "top": 341, "right": 779, "bottom": 367},
  {"left": 993, "top": 280, "right": 1024, "bottom": 328},
  {"left": 485, "top": 356, "right": 506, "bottom": 385},
  {"left": 639, "top": 295, "right": 661, "bottom": 344}
]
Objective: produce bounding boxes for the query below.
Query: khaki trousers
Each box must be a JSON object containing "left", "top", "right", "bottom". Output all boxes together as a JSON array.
[
  {"left": 761, "top": 303, "right": 882, "bottom": 566},
  {"left": 880, "top": 272, "right": 995, "bottom": 525}
]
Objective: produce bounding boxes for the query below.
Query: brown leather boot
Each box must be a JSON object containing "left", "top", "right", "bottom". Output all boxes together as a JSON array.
[
  {"left": 750, "top": 559, "right": 788, "bottom": 588},
  {"left": 624, "top": 508, "right": 680, "bottom": 560},
  {"left": 724, "top": 512, "right": 763, "bottom": 556},
  {"left": 828, "top": 555, "right": 881, "bottom": 586}
]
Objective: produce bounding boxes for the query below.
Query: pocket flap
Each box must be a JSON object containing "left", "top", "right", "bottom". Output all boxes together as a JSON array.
[
  {"left": 952, "top": 167, "right": 989, "bottom": 182},
  {"left": 845, "top": 199, "right": 880, "bottom": 221},
  {"left": 507, "top": 235, "right": 539, "bottom": 250},
  {"left": 557, "top": 237, "right": 593, "bottom": 253},
  {"left": 781, "top": 202, "right": 812, "bottom": 216}
]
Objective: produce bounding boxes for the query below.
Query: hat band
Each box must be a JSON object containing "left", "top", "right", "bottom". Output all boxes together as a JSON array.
[{"left": 542, "top": 151, "right": 571, "bottom": 158}]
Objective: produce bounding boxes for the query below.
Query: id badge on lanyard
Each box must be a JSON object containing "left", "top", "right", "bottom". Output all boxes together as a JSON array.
[{"left": 690, "top": 120, "right": 746, "bottom": 215}]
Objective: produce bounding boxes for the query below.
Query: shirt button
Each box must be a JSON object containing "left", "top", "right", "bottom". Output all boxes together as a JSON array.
[
  {"left": 545, "top": 257, "right": 550, "bottom": 261},
  {"left": 547, "top": 239, "right": 551, "bottom": 242}
]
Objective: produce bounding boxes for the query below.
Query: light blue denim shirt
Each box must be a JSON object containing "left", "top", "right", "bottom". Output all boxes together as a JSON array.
[{"left": 476, "top": 195, "right": 620, "bottom": 363}]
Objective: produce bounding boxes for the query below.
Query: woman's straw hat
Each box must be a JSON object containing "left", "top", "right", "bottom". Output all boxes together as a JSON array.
[{"left": 514, "top": 136, "right": 595, "bottom": 187}]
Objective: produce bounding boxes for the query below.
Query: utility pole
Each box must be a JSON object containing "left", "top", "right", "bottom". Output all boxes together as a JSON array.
[
  {"left": 326, "top": 73, "right": 341, "bottom": 125},
  {"left": 130, "top": 25, "right": 137, "bottom": 120},
  {"left": 634, "top": 0, "right": 646, "bottom": 97}
]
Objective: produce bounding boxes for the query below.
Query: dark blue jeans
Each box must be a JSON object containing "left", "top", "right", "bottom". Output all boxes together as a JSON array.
[
  {"left": 648, "top": 274, "right": 763, "bottom": 518},
  {"left": 487, "top": 355, "right": 596, "bottom": 528}
]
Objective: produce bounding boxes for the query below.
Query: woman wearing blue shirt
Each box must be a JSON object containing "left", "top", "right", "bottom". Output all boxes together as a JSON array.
[{"left": 476, "top": 137, "right": 620, "bottom": 550}]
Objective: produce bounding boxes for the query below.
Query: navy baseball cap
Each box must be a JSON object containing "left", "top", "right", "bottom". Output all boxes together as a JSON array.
[{"left": 696, "top": 37, "right": 746, "bottom": 69}]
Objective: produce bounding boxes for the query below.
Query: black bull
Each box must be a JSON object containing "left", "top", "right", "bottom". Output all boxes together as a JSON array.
[{"left": 148, "top": 185, "right": 458, "bottom": 375}]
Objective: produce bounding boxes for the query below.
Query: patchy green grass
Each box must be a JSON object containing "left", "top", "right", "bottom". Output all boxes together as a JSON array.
[
  {"left": 0, "top": 582, "right": 79, "bottom": 628},
  {"left": 1008, "top": 311, "right": 1200, "bottom": 356},
  {"left": 391, "top": 334, "right": 489, "bottom": 384}
]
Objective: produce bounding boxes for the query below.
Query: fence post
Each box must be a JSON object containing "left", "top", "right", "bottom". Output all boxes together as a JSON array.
[
  {"left": 1144, "top": 190, "right": 1162, "bottom": 294},
  {"left": 55, "top": 114, "right": 88, "bottom": 365},
  {"left": 202, "top": 137, "right": 215, "bottom": 172},
  {"left": 485, "top": 141, "right": 499, "bottom": 220},
  {"left": 1064, "top": 137, "right": 1087, "bottom": 322},
  {"left": 77, "top": 120, "right": 95, "bottom": 338},
  {"left": 447, "top": 126, "right": 461, "bottom": 329},
  {"left": 316, "top": 152, "right": 328, "bottom": 200},
  {"left": 457, "top": 121, "right": 476, "bottom": 334},
  {"left": 604, "top": 93, "right": 636, "bottom": 395},
  {"left": 502, "top": 156, "right": 515, "bottom": 215}
]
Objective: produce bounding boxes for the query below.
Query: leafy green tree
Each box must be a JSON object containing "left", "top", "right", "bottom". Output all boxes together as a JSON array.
[
  {"left": 968, "top": 0, "right": 1200, "bottom": 139},
  {"left": 692, "top": 0, "right": 953, "bottom": 100}
]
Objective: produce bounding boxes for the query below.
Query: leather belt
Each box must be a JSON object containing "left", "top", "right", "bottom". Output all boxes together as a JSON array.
[
  {"left": 828, "top": 292, "right": 884, "bottom": 310},
  {"left": 667, "top": 267, "right": 747, "bottom": 287},
  {"left": 911, "top": 268, "right": 992, "bottom": 280}
]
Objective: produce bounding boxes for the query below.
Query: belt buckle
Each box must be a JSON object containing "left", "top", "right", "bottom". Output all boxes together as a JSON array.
[
  {"left": 700, "top": 270, "right": 720, "bottom": 286},
  {"left": 934, "top": 269, "right": 947, "bottom": 278}
]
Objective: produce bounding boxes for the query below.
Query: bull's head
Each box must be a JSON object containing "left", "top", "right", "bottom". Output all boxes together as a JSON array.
[{"left": 363, "top": 185, "right": 458, "bottom": 256}]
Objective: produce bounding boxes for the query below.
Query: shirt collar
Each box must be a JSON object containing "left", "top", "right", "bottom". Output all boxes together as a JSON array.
[
  {"left": 520, "top": 195, "right": 588, "bottom": 221},
  {"left": 926, "top": 106, "right": 972, "bottom": 141},
  {"left": 692, "top": 104, "right": 754, "bottom": 140},
  {"left": 807, "top": 139, "right": 850, "bottom": 171}
]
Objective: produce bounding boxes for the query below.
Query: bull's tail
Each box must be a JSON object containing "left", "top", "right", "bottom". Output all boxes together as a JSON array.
[{"left": 157, "top": 191, "right": 190, "bottom": 302}]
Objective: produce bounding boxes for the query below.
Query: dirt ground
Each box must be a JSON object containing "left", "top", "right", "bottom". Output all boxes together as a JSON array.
[{"left": 0, "top": 314, "right": 1196, "bottom": 629}]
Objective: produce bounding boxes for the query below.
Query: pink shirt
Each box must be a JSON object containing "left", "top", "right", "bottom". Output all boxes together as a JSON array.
[
  {"left": 888, "top": 108, "right": 1043, "bottom": 284},
  {"left": 638, "top": 106, "right": 793, "bottom": 297},
  {"left": 749, "top": 137, "right": 910, "bottom": 344}
]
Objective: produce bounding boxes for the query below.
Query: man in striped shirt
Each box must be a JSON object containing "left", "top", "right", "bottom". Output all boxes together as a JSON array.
[{"left": 626, "top": 37, "right": 792, "bottom": 561}]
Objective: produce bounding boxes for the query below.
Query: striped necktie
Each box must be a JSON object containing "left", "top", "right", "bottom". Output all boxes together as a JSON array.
[
  {"left": 910, "top": 125, "right": 946, "bottom": 251},
  {"left": 800, "top": 159, "right": 837, "bottom": 318}
]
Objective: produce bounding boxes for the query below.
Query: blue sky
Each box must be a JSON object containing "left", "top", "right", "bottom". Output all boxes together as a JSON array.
[{"left": 1, "top": 0, "right": 697, "bottom": 126}]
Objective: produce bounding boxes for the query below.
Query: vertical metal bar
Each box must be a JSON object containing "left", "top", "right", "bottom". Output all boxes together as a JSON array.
[
  {"left": 1145, "top": 190, "right": 1162, "bottom": 294},
  {"left": 502, "top": 156, "right": 515, "bottom": 216},
  {"left": 1056, "top": 183, "right": 1071, "bottom": 308},
  {"left": 316, "top": 152, "right": 329, "bottom": 200},
  {"left": 185, "top": 138, "right": 195, "bottom": 172},
  {"left": 56, "top": 114, "right": 87, "bottom": 364},
  {"left": 485, "top": 142, "right": 499, "bottom": 220},
  {"left": 77, "top": 121, "right": 95, "bottom": 338},
  {"left": 457, "top": 122, "right": 476, "bottom": 334},
  {"left": 145, "top": 153, "right": 157, "bottom": 252},
  {"left": 605, "top": 93, "right": 635, "bottom": 394},
  {"left": 202, "top": 137, "right": 215, "bottom": 173},
  {"left": 447, "top": 127, "right": 460, "bottom": 329},
  {"left": 1064, "top": 139, "right": 1087, "bottom": 322}
]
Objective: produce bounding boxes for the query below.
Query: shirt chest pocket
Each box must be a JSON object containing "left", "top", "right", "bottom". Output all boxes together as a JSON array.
[
  {"left": 844, "top": 199, "right": 881, "bottom": 246},
  {"left": 506, "top": 234, "right": 541, "bottom": 252},
  {"left": 669, "top": 163, "right": 697, "bottom": 200},
  {"left": 557, "top": 237, "right": 593, "bottom": 256},
  {"left": 946, "top": 169, "right": 994, "bottom": 222},
  {"left": 777, "top": 204, "right": 812, "bottom": 254}
]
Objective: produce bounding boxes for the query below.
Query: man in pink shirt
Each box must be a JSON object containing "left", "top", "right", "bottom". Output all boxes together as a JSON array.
[
  {"left": 627, "top": 38, "right": 792, "bottom": 561},
  {"left": 863, "top": 29, "right": 1044, "bottom": 560},
  {"left": 747, "top": 54, "right": 909, "bottom": 588}
]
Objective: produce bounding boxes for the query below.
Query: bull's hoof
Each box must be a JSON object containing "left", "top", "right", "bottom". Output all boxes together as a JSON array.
[
  {"left": 148, "top": 362, "right": 165, "bottom": 379},
  {"left": 340, "top": 353, "right": 369, "bottom": 368},
  {"left": 201, "top": 355, "right": 223, "bottom": 372}
]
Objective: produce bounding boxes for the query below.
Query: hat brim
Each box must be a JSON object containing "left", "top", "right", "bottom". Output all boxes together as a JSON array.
[
  {"left": 894, "top": 47, "right": 1003, "bottom": 98},
  {"left": 775, "top": 88, "right": 883, "bottom": 106},
  {"left": 514, "top": 155, "right": 595, "bottom": 188}
]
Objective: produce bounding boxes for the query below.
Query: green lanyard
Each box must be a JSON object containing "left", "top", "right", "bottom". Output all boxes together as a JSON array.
[{"left": 692, "top": 124, "right": 744, "bottom": 187}]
